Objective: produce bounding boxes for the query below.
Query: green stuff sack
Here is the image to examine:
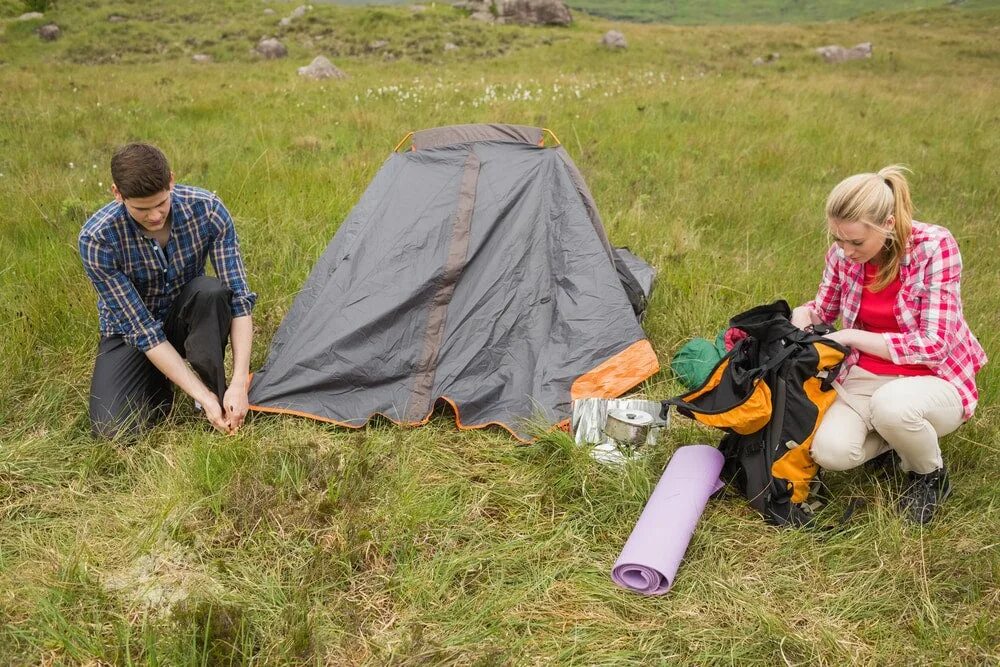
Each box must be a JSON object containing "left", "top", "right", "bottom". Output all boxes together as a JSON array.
[{"left": 670, "top": 337, "right": 726, "bottom": 390}]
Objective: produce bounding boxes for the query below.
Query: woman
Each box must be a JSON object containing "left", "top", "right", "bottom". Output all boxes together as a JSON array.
[{"left": 791, "top": 166, "right": 986, "bottom": 524}]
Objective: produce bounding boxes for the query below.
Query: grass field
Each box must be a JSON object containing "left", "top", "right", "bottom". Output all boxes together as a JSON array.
[{"left": 1, "top": 0, "right": 999, "bottom": 664}]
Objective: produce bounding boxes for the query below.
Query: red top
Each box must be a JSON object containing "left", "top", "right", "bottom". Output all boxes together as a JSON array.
[{"left": 856, "top": 262, "right": 933, "bottom": 377}]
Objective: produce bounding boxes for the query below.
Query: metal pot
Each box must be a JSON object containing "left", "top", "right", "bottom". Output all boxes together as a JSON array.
[{"left": 604, "top": 409, "right": 654, "bottom": 448}]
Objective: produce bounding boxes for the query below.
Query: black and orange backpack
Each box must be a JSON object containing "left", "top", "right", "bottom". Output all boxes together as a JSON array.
[{"left": 663, "top": 301, "right": 848, "bottom": 526}]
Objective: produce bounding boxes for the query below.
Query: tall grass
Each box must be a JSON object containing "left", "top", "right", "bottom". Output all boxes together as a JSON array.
[{"left": 1, "top": 1, "right": 998, "bottom": 664}]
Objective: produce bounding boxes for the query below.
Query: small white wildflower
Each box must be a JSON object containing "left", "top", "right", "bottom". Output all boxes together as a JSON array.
[{"left": 69, "top": 162, "right": 75, "bottom": 169}]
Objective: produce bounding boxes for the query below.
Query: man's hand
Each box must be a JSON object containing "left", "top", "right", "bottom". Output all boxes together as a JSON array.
[
  {"left": 223, "top": 383, "right": 249, "bottom": 433},
  {"left": 201, "top": 395, "right": 232, "bottom": 433}
]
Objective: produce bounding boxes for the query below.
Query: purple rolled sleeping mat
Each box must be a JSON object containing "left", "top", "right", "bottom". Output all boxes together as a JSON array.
[{"left": 612, "top": 444, "right": 724, "bottom": 595}]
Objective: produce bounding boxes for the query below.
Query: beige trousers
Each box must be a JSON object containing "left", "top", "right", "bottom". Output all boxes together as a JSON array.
[{"left": 811, "top": 366, "right": 964, "bottom": 475}]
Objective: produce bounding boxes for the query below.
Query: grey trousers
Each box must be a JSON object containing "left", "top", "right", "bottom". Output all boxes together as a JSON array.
[{"left": 88, "top": 276, "right": 233, "bottom": 439}]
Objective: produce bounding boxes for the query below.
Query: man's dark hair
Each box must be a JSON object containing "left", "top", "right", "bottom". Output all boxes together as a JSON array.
[{"left": 111, "top": 143, "right": 172, "bottom": 199}]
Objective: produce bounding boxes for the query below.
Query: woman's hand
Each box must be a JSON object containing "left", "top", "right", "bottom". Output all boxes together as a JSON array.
[{"left": 790, "top": 305, "right": 816, "bottom": 330}]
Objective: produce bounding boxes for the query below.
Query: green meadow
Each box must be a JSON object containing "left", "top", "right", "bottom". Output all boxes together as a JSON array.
[{"left": 1, "top": 0, "right": 998, "bottom": 664}]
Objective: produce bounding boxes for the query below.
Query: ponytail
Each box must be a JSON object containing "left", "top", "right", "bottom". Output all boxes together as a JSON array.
[{"left": 872, "top": 165, "right": 913, "bottom": 292}]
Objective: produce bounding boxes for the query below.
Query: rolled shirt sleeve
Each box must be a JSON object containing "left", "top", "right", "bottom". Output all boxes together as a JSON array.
[
  {"left": 804, "top": 244, "right": 843, "bottom": 326},
  {"left": 208, "top": 198, "right": 257, "bottom": 318},
  {"left": 79, "top": 233, "right": 167, "bottom": 351},
  {"left": 883, "top": 235, "right": 964, "bottom": 367}
]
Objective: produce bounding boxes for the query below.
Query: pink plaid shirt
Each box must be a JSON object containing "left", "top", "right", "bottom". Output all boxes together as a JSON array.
[{"left": 805, "top": 221, "right": 987, "bottom": 419}]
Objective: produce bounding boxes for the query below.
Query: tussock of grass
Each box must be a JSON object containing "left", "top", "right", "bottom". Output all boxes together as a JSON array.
[{"left": 1, "top": 0, "right": 999, "bottom": 663}]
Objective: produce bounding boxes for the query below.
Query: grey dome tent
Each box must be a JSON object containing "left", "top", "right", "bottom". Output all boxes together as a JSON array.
[{"left": 248, "top": 124, "right": 659, "bottom": 441}]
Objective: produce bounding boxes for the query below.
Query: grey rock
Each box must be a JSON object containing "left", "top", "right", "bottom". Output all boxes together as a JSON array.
[
  {"left": 17, "top": 12, "right": 44, "bottom": 21},
  {"left": 37, "top": 24, "right": 60, "bottom": 41},
  {"left": 600, "top": 30, "right": 626, "bottom": 49},
  {"left": 108, "top": 14, "right": 127, "bottom": 23},
  {"left": 410, "top": 4, "right": 427, "bottom": 10},
  {"left": 263, "top": 8, "right": 276, "bottom": 14},
  {"left": 494, "top": 0, "right": 571, "bottom": 26},
  {"left": 752, "top": 52, "right": 780, "bottom": 66},
  {"left": 444, "top": 42, "right": 459, "bottom": 51},
  {"left": 297, "top": 55, "right": 346, "bottom": 80},
  {"left": 256, "top": 37, "right": 288, "bottom": 59},
  {"left": 279, "top": 17, "right": 292, "bottom": 26},
  {"left": 816, "top": 42, "right": 872, "bottom": 63},
  {"left": 368, "top": 39, "right": 389, "bottom": 50},
  {"left": 192, "top": 54, "right": 213, "bottom": 63},
  {"left": 469, "top": 10, "right": 495, "bottom": 22},
  {"left": 289, "top": 5, "right": 308, "bottom": 18}
]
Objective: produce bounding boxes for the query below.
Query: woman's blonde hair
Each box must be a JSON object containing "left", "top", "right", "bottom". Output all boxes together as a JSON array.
[{"left": 825, "top": 165, "right": 914, "bottom": 291}]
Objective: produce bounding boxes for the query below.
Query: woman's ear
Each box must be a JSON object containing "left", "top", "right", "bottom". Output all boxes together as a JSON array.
[{"left": 883, "top": 215, "right": 895, "bottom": 230}]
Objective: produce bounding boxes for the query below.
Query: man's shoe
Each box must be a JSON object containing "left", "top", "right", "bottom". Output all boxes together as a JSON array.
[{"left": 898, "top": 467, "right": 951, "bottom": 525}]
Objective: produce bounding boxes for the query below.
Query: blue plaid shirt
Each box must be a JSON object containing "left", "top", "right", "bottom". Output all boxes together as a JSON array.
[{"left": 79, "top": 184, "right": 257, "bottom": 351}]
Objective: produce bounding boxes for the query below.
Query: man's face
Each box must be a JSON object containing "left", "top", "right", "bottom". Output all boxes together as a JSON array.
[
  {"left": 828, "top": 217, "right": 893, "bottom": 265},
  {"left": 113, "top": 175, "right": 174, "bottom": 232}
]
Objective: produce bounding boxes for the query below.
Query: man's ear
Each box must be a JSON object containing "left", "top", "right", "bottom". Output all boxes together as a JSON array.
[{"left": 111, "top": 183, "right": 123, "bottom": 203}]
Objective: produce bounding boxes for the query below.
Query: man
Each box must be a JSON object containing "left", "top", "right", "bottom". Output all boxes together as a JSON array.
[{"left": 79, "top": 143, "right": 256, "bottom": 438}]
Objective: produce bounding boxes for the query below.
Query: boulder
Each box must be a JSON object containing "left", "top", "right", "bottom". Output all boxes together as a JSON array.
[
  {"left": 444, "top": 42, "right": 459, "bottom": 51},
  {"left": 256, "top": 37, "right": 288, "bottom": 59},
  {"left": 470, "top": 10, "right": 495, "bottom": 22},
  {"left": 600, "top": 30, "right": 626, "bottom": 49},
  {"left": 494, "top": 0, "right": 571, "bottom": 25},
  {"left": 279, "top": 17, "right": 292, "bottom": 26},
  {"left": 816, "top": 42, "right": 872, "bottom": 63},
  {"left": 17, "top": 12, "right": 44, "bottom": 21},
  {"left": 37, "top": 24, "right": 60, "bottom": 41},
  {"left": 263, "top": 8, "right": 275, "bottom": 15},
  {"left": 289, "top": 5, "right": 309, "bottom": 19},
  {"left": 297, "top": 55, "right": 346, "bottom": 80},
  {"left": 192, "top": 54, "right": 213, "bottom": 63}
]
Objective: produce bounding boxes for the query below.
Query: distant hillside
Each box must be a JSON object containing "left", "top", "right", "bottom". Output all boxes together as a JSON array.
[
  {"left": 317, "top": 0, "right": 999, "bottom": 23},
  {"left": 566, "top": 0, "right": 998, "bottom": 24}
]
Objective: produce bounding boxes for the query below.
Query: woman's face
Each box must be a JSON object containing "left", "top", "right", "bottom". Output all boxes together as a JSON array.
[{"left": 828, "top": 217, "right": 893, "bottom": 264}]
